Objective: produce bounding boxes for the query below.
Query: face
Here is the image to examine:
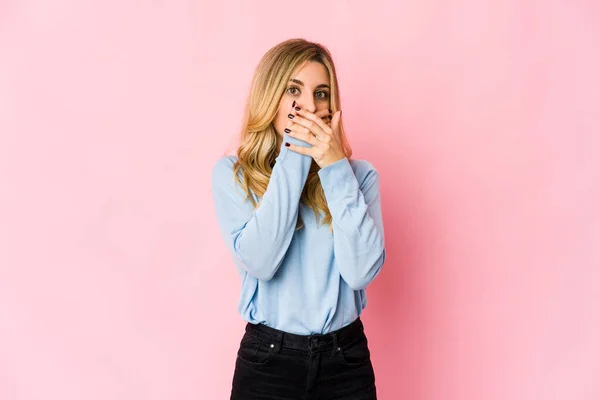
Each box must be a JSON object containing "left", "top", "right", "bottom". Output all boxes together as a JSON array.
[{"left": 273, "top": 61, "right": 331, "bottom": 137}]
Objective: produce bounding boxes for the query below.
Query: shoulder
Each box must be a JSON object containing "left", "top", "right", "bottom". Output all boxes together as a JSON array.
[
  {"left": 211, "top": 155, "right": 246, "bottom": 194},
  {"left": 211, "top": 155, "right": 239, "bottom": 180}
]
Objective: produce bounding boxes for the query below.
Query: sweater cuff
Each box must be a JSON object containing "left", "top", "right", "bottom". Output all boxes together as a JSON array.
[
  {"left": 318, "top": 157, "right": 357, "bottom": 200},
  {"left": 276, "top": 133, "right": 313, "bottom": 163}
]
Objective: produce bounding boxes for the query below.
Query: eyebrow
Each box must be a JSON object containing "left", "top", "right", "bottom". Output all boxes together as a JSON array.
[{"left": 289, "top": 78, "right": 330, "bottom": 90}]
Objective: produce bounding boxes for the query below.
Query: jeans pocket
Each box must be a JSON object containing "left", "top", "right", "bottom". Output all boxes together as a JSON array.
[
  {"left": 236, "top": 333, "right": 272, "bottom": 366},
  {"left": 338, "top": 335, "right": 372, "bottom": 367}
]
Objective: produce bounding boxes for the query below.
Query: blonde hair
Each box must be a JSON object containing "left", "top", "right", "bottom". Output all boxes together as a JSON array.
[
  {"left": 224, "top": 38, "right": 352, "bottom": 232},
  {"left": 231, "top": 38, "right": 352, "bottom": 233}
]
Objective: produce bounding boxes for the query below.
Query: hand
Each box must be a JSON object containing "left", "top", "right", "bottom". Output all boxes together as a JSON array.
[{"left": 284, "top": 108, "right": 346, "bottom": 169}]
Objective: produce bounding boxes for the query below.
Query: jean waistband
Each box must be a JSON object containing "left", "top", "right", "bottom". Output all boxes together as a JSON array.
[{"left": 245, "top": 317, "right": 365, "bottom": 354}]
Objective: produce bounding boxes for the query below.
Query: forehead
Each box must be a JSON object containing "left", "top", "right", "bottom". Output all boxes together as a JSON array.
[{"left": 291, "top": 61, "right": 329, "bottom": 85}]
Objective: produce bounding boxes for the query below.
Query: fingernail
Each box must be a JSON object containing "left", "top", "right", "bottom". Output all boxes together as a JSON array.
[
  {"left": 288, "top": 113, "right": 294, "bottom": 119},
  {"left": 285, "top": 142, "right": 290, "bottom": 147},
  {"left": 329, "top": 109, "right": 332, "bottom": 113},
  {"left": 292, "top": 100, "right": 296, "bottom": 108},
  {"left": 284, "top": 128, "right": 291, "bottom": 133},
  {"left": 294, "top": 106, "right": 301, "bottom": 111}
]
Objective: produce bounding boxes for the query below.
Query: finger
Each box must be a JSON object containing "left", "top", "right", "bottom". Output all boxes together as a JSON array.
[
  {"left": 292, "top": 110, "right": 334, "bottom": 141},
  {"left": 319, "top": 108, "right": 332, "bottom": 124},
  {"left": 331, "top": 110, "right": 342, "bottom": 135},
  {"left": 284, "top": 141, "right": 312, "bottom": 156},
  {"left": 286, "top": 107, "right": 330, "bottom": 136},
  {"left": 321, "top": 114, "right": 332, "bottom": 125},
  {"left": 315, "top": 109, "right": 331, "bottom": 119},
  {"left": 284, "top": 101, "right": 306, "bottom": 130},
  {"left": 301, "top": 109, "right": 331, "bottom": 125},
  {"left": 294, "top": 107, "right": 330, "bottom": 124},
  {"left": 284, "top": 124, "right": 320, "bottom": 146},
  {"left": 296, "top": 109, "right": 333, "bottom": 136},
  {"left": 286, "top": 100, "right": 300, "bottom": 120}
]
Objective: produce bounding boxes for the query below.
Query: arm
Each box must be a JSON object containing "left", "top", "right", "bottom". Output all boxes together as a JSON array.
[
  {"left": 211, "top": 134, "right": 312, "bottom": 281},
  {"left": 318, "top": 157, "right": 386, "bottom": 290}
]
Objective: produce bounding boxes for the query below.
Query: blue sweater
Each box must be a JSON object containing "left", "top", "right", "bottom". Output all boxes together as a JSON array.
[{"left": 211, "top": 133, "right": 386, "bottom": 335}]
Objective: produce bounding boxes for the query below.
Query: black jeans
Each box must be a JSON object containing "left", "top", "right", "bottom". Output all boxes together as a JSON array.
[{"left": 230, "top": 317, "right": 377, "bottom": 400}]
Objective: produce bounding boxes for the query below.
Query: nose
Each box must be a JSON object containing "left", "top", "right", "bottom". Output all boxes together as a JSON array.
[{"left": 296, "top": 93, "right": 316, "bottom": 113}]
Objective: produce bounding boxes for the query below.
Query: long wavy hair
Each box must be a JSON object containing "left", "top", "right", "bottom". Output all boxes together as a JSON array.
[{"left": 231, "top": 38, "right": 352, "bottom": 233}]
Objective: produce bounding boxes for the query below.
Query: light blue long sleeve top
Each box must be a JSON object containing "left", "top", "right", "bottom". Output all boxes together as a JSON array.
[{"left": 211, "top": 133, "right": 386, "bottom": 335}]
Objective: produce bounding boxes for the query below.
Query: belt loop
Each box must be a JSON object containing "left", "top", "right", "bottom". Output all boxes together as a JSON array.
[
  {"left": 331, "top": 333, "right": 340, "bottom": 356},
  {"left": 269, "top": 331, "right": 283, "bottom": 354}
]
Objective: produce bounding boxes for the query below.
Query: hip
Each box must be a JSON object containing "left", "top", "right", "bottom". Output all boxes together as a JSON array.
[{"left": 231, "top": 317, "right": 377, "bottom": 399}]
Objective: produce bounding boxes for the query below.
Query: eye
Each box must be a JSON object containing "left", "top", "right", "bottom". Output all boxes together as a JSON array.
[
  {"left": 287, "top": 86, "right": 300, "bottom": 95},
  {"left": 315, "top": 91, "right": 329, "bottom": 100}
]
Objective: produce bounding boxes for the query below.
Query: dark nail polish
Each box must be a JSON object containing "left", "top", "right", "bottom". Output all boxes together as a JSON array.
[
  {"left": 294, "top": 106, "right": 301, "bottom": 111},
  {"left": 285, "top": 142, "right": 290, "bottom": 147},
  {"left": 292, "top": 100, "right": 296, "bottom": 108},
  {"left": 284, "top": 128, "right": 291, "bottom": 133},
  {"left": 288, "top": 113, "right": 294, "bottom": 119},
  {"left": 329, "top": 109, "right": 332, "bottom": 113}
]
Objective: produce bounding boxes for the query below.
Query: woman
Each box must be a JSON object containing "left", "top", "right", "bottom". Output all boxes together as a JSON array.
[{"left": 211, "top": 38, "right": 386, "bottom": 400}]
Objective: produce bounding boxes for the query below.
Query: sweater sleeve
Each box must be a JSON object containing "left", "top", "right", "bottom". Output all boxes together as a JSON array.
[
  {"left": 317, "top": 157, "right": 386, "bottom": 290},
  {"left": 211, "top": 134, "right": 313, "bottom": 281}
]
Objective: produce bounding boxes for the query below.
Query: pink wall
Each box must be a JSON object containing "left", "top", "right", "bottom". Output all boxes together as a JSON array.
[{"left": 1, "top": 1, "right": 599, "bottom": 399}]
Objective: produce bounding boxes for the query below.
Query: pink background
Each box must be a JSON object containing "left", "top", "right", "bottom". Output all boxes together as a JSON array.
[{"left": 1, "top": 1, "right": 599, "bottom": 399}]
